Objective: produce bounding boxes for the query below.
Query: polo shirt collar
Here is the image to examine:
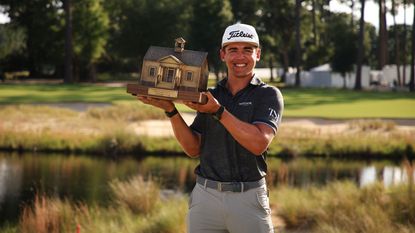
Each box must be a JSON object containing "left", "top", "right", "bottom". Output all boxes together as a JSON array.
[{"left": 250, "top": 74, "right": 264, "bottom": 86}]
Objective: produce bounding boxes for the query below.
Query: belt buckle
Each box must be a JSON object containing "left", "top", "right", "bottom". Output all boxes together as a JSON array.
[
  {"left": 218, "top": 182, "right": 232, "bottom": 192},
  {"left": 217, "top": 182, "right": 244, "bottom": 192}
]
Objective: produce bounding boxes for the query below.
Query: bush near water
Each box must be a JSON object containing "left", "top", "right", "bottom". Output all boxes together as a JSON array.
[{"left": 2, "top": 176, "right": 415, "bottom": 233}]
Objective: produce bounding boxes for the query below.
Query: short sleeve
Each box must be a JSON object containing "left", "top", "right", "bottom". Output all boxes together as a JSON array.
[
  {"left": 252, "top": 86, "right": 284, "bottom": 133},
  {"left": 190, "top": 112, "right": 206, "bottom": 134}
]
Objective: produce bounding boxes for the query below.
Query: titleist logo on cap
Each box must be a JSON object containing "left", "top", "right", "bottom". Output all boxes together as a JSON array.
[
  {"left": 222, "top": 23, "right": 259, "bottom": 47},
  {"left": 227, "top": 30, "right": 254, "bottom": 40}
]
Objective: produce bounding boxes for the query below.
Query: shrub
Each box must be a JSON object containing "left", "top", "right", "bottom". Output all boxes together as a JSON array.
[
  {"left": 109, "top": 175, "right": 160, "bottom": 214},
  {"left": 19, "top": 195, "right": 80, "bottom": 233},
  {"left": 271, "top": 181, "right": 415, "bottom": 233}
]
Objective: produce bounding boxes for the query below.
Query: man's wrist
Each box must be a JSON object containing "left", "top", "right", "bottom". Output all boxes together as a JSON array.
[
  {"left": 212, "top": 105, "right": 225, "bottom": 121},
  {"left": 165, "top": 108, "right": 178, "bottom": 118}
]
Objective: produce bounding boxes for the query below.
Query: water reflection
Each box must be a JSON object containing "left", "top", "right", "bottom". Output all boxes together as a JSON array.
[
  {"left": 360, "top": 166, "right": 377, "bottom": 187},
  {"left": 358, "top": 165, "right": 415, "bottom": 188},
  {"left": 268, "top": 158, "right": 414, "bottom": 188},
  {"left": 0, "top": 153, "right": 142, "bottom": 226},
  {"left": 0, "top": 157, "right": 23, "bottom": 224},
  {"left": 0, "top": 152, "right": 413, "bottom": 226},
  {"left": 382, "top": 165, "right": 415, "bottom": 187}
]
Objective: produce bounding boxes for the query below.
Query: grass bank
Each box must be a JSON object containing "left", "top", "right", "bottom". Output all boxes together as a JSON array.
[
  {"left": 0, "top": 105, "right": 414, "bottom": 158},
  {"left": 268, "top": 119, "right": 415, "bottom": 159},
  {"left": 0, "top": 104, "right": 178, "bottom": 155}
]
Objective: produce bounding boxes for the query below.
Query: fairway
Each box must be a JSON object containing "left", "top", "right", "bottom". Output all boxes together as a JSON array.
[
  {"left": 0, "top": 84, "right": 414, "bottom": 119},
  {"left": 282, "top": 88, "right": 415, "bottom": 119},
  {"left": 0, "top": 83, "right": 131, "bottom": 103},
  {"left": 284, "top": 99, "right": 415, "bottom": 119}
]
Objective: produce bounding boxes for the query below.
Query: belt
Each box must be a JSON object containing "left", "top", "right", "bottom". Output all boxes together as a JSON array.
[{"left": 196, "top": 176, "right": 265, "bottom": 192}]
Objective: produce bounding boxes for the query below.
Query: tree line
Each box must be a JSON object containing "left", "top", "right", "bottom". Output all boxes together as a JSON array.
[{"left": 0, "top": 0, "right": 414, "bottom": 91}]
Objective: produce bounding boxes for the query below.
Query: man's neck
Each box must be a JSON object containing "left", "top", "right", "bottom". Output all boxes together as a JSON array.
[{"left": 226, "top": 75, "right": 253, "bottom": 96}]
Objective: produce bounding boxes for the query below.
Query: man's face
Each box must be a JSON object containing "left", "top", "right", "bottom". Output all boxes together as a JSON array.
[{"left": 220, "top": 42, "right": 261, "bottom": 79}]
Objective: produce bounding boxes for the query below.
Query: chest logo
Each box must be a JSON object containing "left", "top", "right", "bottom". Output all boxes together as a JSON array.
[{"left": 238, "top": 102, "right": 252, "bottom": 106}]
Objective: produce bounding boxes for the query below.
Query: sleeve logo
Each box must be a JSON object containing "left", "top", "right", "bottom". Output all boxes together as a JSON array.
[{"left": 268, "top": 108, "right": 280, "bottom": 122}]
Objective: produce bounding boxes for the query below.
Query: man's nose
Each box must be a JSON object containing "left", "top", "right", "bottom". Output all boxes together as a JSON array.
[{"left": 234, "top": 50, "right": 245, "bottom": 59}]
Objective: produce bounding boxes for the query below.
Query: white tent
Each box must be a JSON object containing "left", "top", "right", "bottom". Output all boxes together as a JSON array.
[{"left": 286, "top": 64, "right": 371, "bottom": 89}]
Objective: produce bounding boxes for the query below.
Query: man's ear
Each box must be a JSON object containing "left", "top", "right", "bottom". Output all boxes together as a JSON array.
[
  {"left": 256, "top": 48, "right": 261, "bottom": 61},
  {"left": 219, "top": 49, "right": 225, "bottom": 61}
]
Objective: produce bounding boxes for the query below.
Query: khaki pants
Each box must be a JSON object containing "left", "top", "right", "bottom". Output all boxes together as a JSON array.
[{"left": 187, "top": 183, "right": 274, "bottom": 233}]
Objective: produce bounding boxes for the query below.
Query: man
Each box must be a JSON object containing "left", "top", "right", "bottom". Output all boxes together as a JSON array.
[{"left": 138, "top": 23, "right": 283, "bottom": 233}]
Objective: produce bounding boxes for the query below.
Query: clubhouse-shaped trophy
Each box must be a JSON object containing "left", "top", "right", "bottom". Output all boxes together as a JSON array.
[{"left": 127, "top": 37, "right": 208, "bottom": 104}]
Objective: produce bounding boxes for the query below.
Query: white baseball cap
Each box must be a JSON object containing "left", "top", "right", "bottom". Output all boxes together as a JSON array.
[{"left": 221, "top": 23, "right": 259, "bottom": 47}]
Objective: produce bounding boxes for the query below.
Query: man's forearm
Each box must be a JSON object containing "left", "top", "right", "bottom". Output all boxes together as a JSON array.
[
  {"left": 136, "top": 96, "right": 201, "bottom": 156},
  {"left": 170, "top": 114, "right": 201, "bottom": 157},
  {"left": 219, "top": 109, "right": 274, "bottom": 155}
]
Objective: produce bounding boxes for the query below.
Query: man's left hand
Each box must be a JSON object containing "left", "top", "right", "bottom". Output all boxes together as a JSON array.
[
  {"left": 184, "top": 91, "right": 221, "bottom": 114},
  {"left": 137, "top": 96, "right": 175, "bottom": 112}
]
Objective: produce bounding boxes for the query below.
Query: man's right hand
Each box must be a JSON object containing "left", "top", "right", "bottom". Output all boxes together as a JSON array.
[{"left": 137, "top": 96, "right": 175, "bottom": 112}]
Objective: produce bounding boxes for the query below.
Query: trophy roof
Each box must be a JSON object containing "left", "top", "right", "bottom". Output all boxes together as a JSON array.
[{"left": 144, "top": 46, "right": 208, "bottom": 67}]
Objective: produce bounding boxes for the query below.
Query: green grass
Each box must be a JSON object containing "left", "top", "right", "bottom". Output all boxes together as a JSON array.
[
  {"left": 281, "top": 88, "right": 415, "bottom": 119},
  {"left": 1, "top": 84, "right": 415, "bottom": 118},
  {"left": 0, "top": 83, "right": 131, "bottom": 104}
]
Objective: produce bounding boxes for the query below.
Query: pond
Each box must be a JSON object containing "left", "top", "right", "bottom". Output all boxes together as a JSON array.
[{"left": 0, "top": 152, "right": 413, "bottom": 226}]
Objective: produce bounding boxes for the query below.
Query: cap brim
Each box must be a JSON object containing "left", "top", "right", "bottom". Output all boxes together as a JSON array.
[{"left": 222, "top": 41, "right": 259, "bottom": 48}]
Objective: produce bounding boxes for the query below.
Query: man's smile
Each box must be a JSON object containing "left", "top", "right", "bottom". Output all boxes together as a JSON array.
[{"left": 234, "top": 63, "right": 247, "bottom": 67}]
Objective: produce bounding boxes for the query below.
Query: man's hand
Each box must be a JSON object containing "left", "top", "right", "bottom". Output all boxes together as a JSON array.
[
  {"left": 184, "top": 91, "right": 221, "bottom": 114},
  {"left": 137, "top": 96, "right": 175, "bottom": 112}
]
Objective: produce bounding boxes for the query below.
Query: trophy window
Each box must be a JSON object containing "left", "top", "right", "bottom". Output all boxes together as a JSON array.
[
  {"left": 186, "top": 71, "right": 193, "bottom": 81},
  {"left": 149, "top": 67, "right": 156, "bottom": 77}
]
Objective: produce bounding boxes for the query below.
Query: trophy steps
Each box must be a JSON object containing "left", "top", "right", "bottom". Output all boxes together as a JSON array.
[{"left": 127, "top": 84, "right": 208, "bottom": 104}]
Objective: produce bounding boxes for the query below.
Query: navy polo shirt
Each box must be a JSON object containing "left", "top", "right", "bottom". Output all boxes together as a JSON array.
[{"left": 190, "top": 75, "right": 284, "bottom": 182}]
